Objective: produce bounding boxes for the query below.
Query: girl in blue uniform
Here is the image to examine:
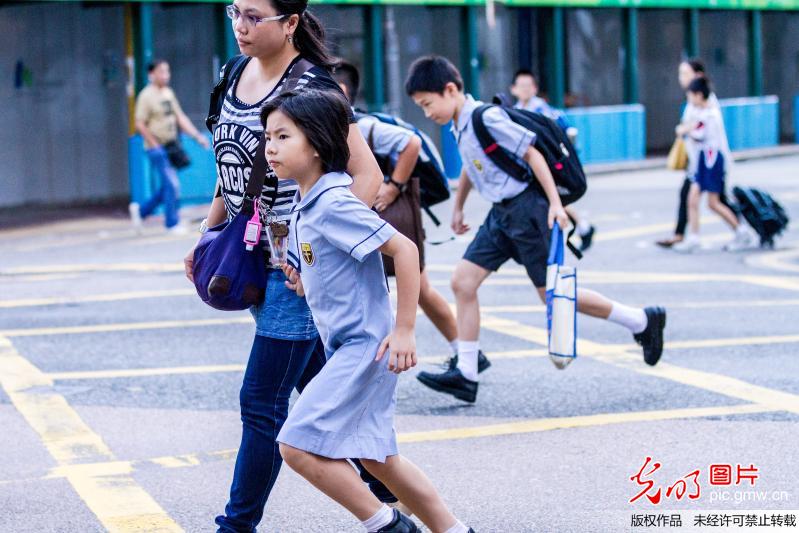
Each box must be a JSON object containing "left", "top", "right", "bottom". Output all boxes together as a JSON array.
[{"left": 260, "top": 88, "right": 472, "bottom": 533}]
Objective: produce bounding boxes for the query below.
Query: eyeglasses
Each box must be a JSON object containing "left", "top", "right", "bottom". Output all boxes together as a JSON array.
[{"left": 226, "top": 5, "right": 287, "bottom": 27}]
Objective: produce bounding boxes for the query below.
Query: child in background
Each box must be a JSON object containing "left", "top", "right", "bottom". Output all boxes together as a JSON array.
[
  {"left": 261, "top": 88, "right": 473, "bottom": 533},
  {"left": 510, "top": 69, "right": 595, "bottom": 252},
  {"left": 406, "top": 56, "right": 666, "bottom": 404},
  {"left": 673, "top": 77, "right": 755, "bottom": 253}
]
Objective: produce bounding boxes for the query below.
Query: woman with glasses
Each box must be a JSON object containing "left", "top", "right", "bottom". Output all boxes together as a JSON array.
[{"left": 182, "top": 0, "right": 383, "bottom": 530}]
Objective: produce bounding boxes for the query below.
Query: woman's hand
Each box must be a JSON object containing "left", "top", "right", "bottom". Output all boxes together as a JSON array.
[
  {"left": 376, "top": 326, "right": 417, "bottom": 374},
  {"left": 184, "top": 243, "right": 197, "bottom": 282},
  {"left": 374, "top": 182, "right": 400, "bottom": 212},
  {"left": 282, "top": 264, "right": 304, "bottom": 297}
]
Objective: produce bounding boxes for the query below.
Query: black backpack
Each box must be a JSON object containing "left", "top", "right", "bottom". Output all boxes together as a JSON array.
[
  {"left": 471, "top": 103, "right": 587, "bottom": 206},
  {"left": 206, "top": 55, "right": 248, "bottom": 133},
  {"left": 355, "top": 111, "right": 450, "bottom": 224},
  {"left": 732, "top": 186, "right": 789, "bottom": 248}
]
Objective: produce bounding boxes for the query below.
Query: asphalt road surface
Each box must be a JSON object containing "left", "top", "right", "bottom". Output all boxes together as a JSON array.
[{"left": 2, "top": 156, "right": 798, "bottom": 532}]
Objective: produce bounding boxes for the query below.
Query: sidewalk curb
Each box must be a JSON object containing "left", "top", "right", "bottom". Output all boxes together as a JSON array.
[{"left": 585, "top": 144, "right": 799, "bottom": 176}]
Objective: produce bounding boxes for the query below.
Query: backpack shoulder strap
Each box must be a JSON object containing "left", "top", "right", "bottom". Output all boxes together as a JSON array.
[
  {"left": 471, "top": 104, "right": 532, "bottom": 181},
  {"left": 242, "top": 58, "right": 315, "bottom": 213},
  {"left": 205, "top": 54, "right": 249, "bottom": 132},
  {"left": 283, "top": 57, "right": 315, "bottom": 92}
]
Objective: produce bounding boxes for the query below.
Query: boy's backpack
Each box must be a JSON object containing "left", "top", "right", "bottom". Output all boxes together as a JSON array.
[
  {"left": 732, "top": 186, "right": 789, "bottom": 248},
  {"left": 354, "top": 111, "right": 451, "bottom": 213},
  {"left": 206, "top": 55, "right": 248, "bottom": 133},
  {"left": 471, "top": 103, "right": 587, "bottom": 206}
]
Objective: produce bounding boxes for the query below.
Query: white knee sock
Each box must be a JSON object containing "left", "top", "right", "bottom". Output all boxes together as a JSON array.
[
  {"left": 444, "top": 520, "right": 470, "bottom": 533},
  {"left": 362, "top": 504, "right": 394, "bottom": 532},
  {"left": 608, "top": 303, "right": 647, "bottom": 334},
  {"left": 448, "top": 339, "right": 459, "bottom": 356},
  {"left": 577, "top": 218, "right": 591, "bottom": 236},
  {"left": 456, "top": 340, "right": 479, "bottom": 381}
]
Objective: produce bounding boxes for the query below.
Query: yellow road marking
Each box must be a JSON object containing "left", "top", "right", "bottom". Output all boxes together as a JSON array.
[
  {"left": 0, "top": 336, "right": 182, "bottom": 532},
  {"left": 47, "top": 364, "right": 248, "bottom": 381},
  {"left": 12, "top": 230, "right": 193, "bottom": 254},
  {"left": 398, "top": 403, "right": 776, "bottom": 443},
  {"left": 0, "top": 218, "right": 131, "bottom": 240},
  {"left": 426, "top": 271, "right": 799, "bottom": 291},
  {"left": 8, "top": 403, "right": 770, "bottom": 487},
  {"left": 478, "top": 314, "right": 799, "bottom": 415},
  {"left": 593, "top": 217, "right": 720, "bottom": 243},
  {"left": 664, "top": 333, "right": 799, "bottom": 350},
  {"left": 45, "top": 349, "right": 549, "bottom": 381},
  {"left": 746, "top": 247, "right": 799, "bottom": 274},
  {"left": 1, "top": 273, "right": 82, "bottom": 283},
  {"left": 46, "top": 350, "right": 547, "bottom": 381},
  {"left": 0, "top": 289, "right": 195, "bottom": 309},
  {"left": 0, "top": 317, "right": 252, "bottom": 338},
  {"left": 1, "top": 263, "right": 182, "bottom": 276}
]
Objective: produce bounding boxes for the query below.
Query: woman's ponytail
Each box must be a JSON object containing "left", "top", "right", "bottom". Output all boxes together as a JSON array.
[
  {"left": 271, "top": 0, "right": 337, "bottom": 70},
  {"left": 294, "top": 10, "right": 337, "bottom": 69}
]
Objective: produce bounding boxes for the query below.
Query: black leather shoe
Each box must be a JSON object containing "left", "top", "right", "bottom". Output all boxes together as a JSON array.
[
  {"left": 444, "top": 350, "right": 491, "bottom": 374},
  {"left": 417, "top": 368, "right": 478, "bottom": 403},
  {"left": 376, "top": 509, "right": 419, "bottom": 532},
  {"left": 634, "top": 306, "right": 666, "bottom": 366},
  {"left": 579, "top": 225, "right": 596, "bottom": 252}
]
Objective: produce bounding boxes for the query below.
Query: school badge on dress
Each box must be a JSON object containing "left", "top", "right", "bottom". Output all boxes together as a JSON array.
[
  {"left": 472, "top": 159, "right": 483, "bottom": 172},
  {"left": 301, "top": 242, "right": 315, "bottom": 266}
]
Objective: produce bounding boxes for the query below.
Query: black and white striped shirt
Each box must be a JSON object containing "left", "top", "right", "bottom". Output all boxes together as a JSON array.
[{"left": 213, "top": 56, "right": 346, "bottom": 244}]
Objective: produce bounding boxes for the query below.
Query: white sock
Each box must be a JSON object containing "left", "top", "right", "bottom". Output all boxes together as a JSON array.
[
  {"left": 444, "top": 520, "right": 469, "bottom": 533},
  {"left": 456, "top": 340, "right": 479, "bottom": 381},
  {"left": 608, "top": 303, "right": 648, "bottom": 334},
  {"left": 362, "top": 504, "right": 394, "bottom": 532},
  {"left": 448, "top": 339, "right": 459, "bottom": 356},
  {"left": 577, "top": 218, "right": 591, "bottom": 236}
]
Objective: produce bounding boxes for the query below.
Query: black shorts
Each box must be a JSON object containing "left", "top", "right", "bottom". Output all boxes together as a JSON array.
[{"left": 463, "top": 186, "right": 550, "bottom": 288}]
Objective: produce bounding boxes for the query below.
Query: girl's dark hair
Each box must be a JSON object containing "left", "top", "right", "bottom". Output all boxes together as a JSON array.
[
  {"left": 684, "top": 58, "right": 706, "bottom": 75},
  {"left": 687, "top": 77, "right": 711, "bottom": 99},
  {"left": 405, "top": 55, "right": 464, "bottom": 95},
  {"left": 270, "top": 0, "right": 336, "bottom": 69},
  {"left": 260, "top": 89, "right": 351, "bottom": 173}
]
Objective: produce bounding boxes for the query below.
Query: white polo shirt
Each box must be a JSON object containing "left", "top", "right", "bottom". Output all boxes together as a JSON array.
[{"left": 453, "top": 95, "right": 537, "bottom": 203}]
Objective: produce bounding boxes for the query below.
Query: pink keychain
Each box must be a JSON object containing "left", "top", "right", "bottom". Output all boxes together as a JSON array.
[{"left": 243, "top": 198, "right": 262, "bottom": 251}]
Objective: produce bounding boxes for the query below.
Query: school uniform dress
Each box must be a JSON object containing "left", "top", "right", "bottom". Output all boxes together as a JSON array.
[
  {"left": 277, "top": 172, "right": 400, "bottom": 462},
  {"left": 454, "top": 95, "right": 551, "bottom": 288}
]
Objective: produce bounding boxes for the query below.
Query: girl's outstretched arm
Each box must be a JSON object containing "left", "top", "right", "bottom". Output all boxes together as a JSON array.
[{"left": 376, "top": 234, "right": 420, "bottom": 373}]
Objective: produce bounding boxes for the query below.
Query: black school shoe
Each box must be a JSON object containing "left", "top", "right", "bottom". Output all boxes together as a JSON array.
[
  {"left": 376, "top": 509, "right": 419, "bottom": 532},
  {"left": 579, "top": 225, "right": 596, "bottom": 252},
  {"left": 444, "top": 350, "right": 492, "bottom": 374},
  {"left": 416, "top": 368, "right": 478, "bottom": 403},
  {"left": 634, "top": 306, "right": 667, "bottom": 366}
]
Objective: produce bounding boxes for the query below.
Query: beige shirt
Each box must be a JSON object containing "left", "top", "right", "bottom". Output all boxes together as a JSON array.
[{"left": 135, "top": 85, "right": 182, "bottom": 148}]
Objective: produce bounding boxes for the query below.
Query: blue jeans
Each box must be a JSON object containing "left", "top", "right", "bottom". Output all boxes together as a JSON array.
[
  {"left": 215, "top": 335, "right": 326, "bottom": 533},
  {"left": 250, "top": 270, "right": 318, "bottom": 340},
  {"left": 141, "top": 147, "right": 180, "bottom": 228}
]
